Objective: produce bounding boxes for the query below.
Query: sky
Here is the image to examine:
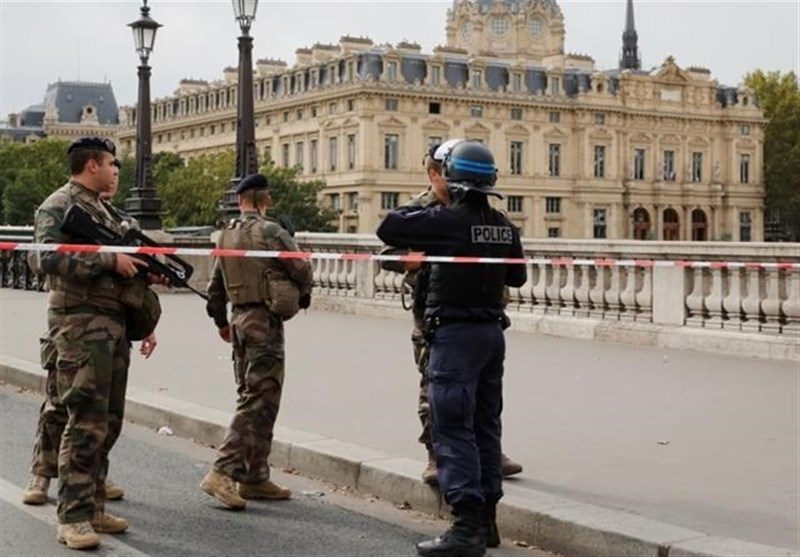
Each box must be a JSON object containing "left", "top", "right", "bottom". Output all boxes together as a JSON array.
[{"left": 0, "top": 0, "right": 798, "bottom": 118}]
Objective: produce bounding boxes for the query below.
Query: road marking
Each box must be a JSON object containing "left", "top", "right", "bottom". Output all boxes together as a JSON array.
[{"left": 0, "top": 478, "right": 150, "bottom": 556}]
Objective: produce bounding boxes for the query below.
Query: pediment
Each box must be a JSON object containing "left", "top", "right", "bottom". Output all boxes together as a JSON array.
[
  {"left": 688, "top": 136, "right": 709, "bottom": 148},
  {"left": 340, "top": 117, "right": 358, "bottom": 128},
  {"left": 629, "top": 132, "right": 652, "bottom": 144},
  {"left": 464, "top": 121, "right": 491, "bottom": 135},
  {"left": 588, "top": 128, "right": 613, "bottom": 141},
  {"left": 377, "top": 116, "right": 407, "bottom": 129},
  {"left": 422, "top": 118, "right": 451, "bottom": 132},
  {"left": 543, "top": 126, "right": 569, "bottom": 139},
  {"left": 653, "top": 56, "right": 690, "bottom": 84},
  {"left": 506, "top": 123, "right": 530, "bottom": 136},
  {"left": 659, "top": 134, "right": 681, "bottom": 146}
]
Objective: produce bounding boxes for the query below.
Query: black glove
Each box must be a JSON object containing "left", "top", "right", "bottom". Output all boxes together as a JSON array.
[{"left": 299, "top": 293, "right": 311, "bottom": 309}]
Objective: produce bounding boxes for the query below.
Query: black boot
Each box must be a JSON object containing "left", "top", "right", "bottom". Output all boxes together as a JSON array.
[
  {"left": 482, "top": 504, "right": 500, "bottom": 548},
  {"left": 416, "top": 502, "right": 486, "bottom": 557}
]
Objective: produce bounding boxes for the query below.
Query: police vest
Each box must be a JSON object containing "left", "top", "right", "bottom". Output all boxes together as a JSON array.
[
  {"left": 217, "top": 216, "right": 300, "bottom": 320},
  {"left": 426, "top": 202, "right": 512, "bottom": 311}
]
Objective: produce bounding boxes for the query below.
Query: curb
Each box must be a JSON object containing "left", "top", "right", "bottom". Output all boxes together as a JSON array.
[{"left": 2, "top": 356, "right": 797, "bottom": 557}]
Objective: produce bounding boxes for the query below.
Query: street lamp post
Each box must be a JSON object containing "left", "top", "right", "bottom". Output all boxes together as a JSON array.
[
  {"left": 220, "top": 0, "right": 260, "bottom": 220},
  {"left": 125, "top": 0, "right": 163, "bottom": 230}
]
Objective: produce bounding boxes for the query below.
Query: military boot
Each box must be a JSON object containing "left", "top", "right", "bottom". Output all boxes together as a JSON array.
[
  {"left": 200, "top": 469, "right": 246, "bottom": 509},
  {"left": 92, "top": 511, "right": 128, "bottom": 534},
  {"left": 22, "top": 474, "right": 50, "bottom": 505},
  {"left": 501, "top": 454, "right": 523, "bottom": 477},
  {"left": 56, "top": 521, "right": 100, "bottom": 550},
  {"left": 238, "top": 480, "right": 291, "bottom": 500},
  {"left": 421, "top": 446, "right": 438, "bottom": 486},
  {"left": 105, "top": 481, "right": 125, "bottom": 501},
  {"left": 416, "top": 502, "right": 486, "bottom": 557},
  {"left": 482, "top": 503, "right": 500, "bottom": 548}
]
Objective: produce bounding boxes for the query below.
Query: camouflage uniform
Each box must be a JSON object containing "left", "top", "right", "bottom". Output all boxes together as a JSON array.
[
  {"left": 206, "top": 211, "right": 313, "bottom": 483},
  {"left": 32, "top": 180, "right": 131, "bottom": 524}
]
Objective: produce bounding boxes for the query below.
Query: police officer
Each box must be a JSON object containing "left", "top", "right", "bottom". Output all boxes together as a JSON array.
[
  {"left": 377, "top": 141, "right": 527, "bottom": 557},
  {"left": 201, "top": 173, "right": 313, "bottom": 510},
  {"left": 31, "top": 137, "right": 151, "bottom": 550}
]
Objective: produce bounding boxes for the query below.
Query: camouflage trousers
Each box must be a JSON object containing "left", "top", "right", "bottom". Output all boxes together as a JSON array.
[
  {"left": 214, "top": 307, "right": 285, "bottom": 484},
  {"left": 47, "top": 309, "right": 129, "bottom": 524},
  {"left": 412, "top": 329, "right": 433, "bottom": 451}
]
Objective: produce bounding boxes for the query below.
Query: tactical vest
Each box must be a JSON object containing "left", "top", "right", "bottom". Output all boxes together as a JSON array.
[
  {"left": 426, "top": 201, "right": 512, "bottom": 312},
  {"left": 217, "top": 216, "right": 300, "bottom": 320}
]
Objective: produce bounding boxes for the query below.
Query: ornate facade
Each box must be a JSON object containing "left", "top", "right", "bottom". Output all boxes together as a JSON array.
[{"left": 118, "top": 0, "right": 766, "bottom": 241}]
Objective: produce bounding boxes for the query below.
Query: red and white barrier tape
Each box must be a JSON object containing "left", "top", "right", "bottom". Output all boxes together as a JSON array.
[{"left": 1, "top": 242, "right": 798, "bottom": 270}]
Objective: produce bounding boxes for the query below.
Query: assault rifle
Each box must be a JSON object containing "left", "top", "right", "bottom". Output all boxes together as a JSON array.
[{"left": 61, "top": 204, "right": 208, "bottom": 300}]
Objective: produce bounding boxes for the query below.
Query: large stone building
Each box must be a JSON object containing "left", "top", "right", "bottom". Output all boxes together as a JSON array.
[
  {"left": 2, "top": 81, "right": 120, "bottom": 144},
  {"left": 118, "top": 0, "right": 766, "bottom": 241}
]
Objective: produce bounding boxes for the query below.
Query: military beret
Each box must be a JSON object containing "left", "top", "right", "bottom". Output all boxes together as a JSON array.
[
  {"left": 236, "top": 173, "right": 269, "bottom": 194},
  {"left": 67, "top": 136, "right": 117, "bottom": 157}
]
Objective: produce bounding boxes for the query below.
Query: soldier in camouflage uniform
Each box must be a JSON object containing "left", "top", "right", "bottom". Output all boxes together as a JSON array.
[
  {"left": 201, "top": 173, "right": 313, "bottom": 510},
  {"left": 31, "top": 137, "right": 155, "bottom": 550},
  {"left": 381, "top": 140, "right": 523, "bottom": 489},
  {"left": 23, "top": 160, "right": 157, "bottom": 507}
]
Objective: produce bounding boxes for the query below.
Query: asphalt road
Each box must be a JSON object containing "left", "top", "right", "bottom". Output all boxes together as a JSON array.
[{"left": 0, "top": 386, "right": 551, "bottom": 557}]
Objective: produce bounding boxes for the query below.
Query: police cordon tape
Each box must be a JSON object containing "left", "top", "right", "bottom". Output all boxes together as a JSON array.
[{"left": 2, "top": 241, "right": 799, "bottom": 270}]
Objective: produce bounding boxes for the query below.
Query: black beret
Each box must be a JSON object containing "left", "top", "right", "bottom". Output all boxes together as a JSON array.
[
  {"left": 67, "top": 136, "right": 117, "bottom": 157},
  {"left": 236, "top": 173, "right": 269, "bottom": 194}
]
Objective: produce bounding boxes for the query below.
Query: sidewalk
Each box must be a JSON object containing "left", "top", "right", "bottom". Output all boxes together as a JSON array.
[{"left": 1, "top": 289, "right": 798, "bottom": 557}]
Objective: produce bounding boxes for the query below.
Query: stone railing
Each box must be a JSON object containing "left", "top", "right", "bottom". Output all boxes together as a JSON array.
[{"left": 2, "top": 228, "right": 798, "bottom": 338}]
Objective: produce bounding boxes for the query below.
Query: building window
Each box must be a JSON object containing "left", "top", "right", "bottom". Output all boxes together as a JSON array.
[
  {"left": 428, "top": 136, "right": 443, "bottom": 150},
  {"left": 593, "top": 209, "right": 607, "bottom": 239},
  {"left": 311, "top": 107, "right": 317, "bottom": 118},
  {"left": 431, "top": 65, "right": 441, "bottom": 86},
  {"left": 545, "top": 197, "right": 561, "bottom": 214},
  {"left": 472, "top": 69, "right": 482, "bottom": 90},
  {"left": 282, "top": 143, "right": 290, "bottom": 167},
  {"left": 594, "top": 113, "right": 606, "bottom": 126},
  {"left": 510, "top": 108, "right": 523, "bottom": 121},
  {"left": 741, "top": 124, "right": 751, "bottom": 136},
  {"left": 508, "top": 195, "right": 523, "bottom": 213},
  {"left": 549, "top": 111, "right": 560, "bottom": 123},
  {"left": 593, "top": 145, "right": 606, "bottom": 178},
  {"left": 329, "top": 137, "right": 338, "bottom": 171},
  {"left": 296, "top": 142, "right": 304, "bottom": 171},
  {"left": 310, "top": 139, "right": 318, "bottom": 173},
  {"left": 470, "top": 105, "right": 483, "bottom": 118},
  {"left": 348, "top": 99, "right": 355, "bottom": 111},
  {"left": 330, "top": 193, "right": 341, "bottom": 211},
  {"left": 381, "top": 192, "right": 399, "bottom": 210},
  {"left": 264, "top": 146, "right": 272, "bottom": 162},
  {"left": 663, "top": 150, "right": 676, "bottom": 181},
  {"left": 510, "top": 141, "right": 523, "bottom": 175},
  {"left": 633, "top": 149, "right": 646, "bottom": 180},
  {"left": 347, "top": 134, "right": 356, "bottom": 170},
  {"left": 548, "top": 144, "right": 561, "bottom": 177},
  {"left": 283, "top": 111, "right": 289, "bottom": 123},
  {"left": 385, "top": 98, "right": 399, "bottom": 111},
  {"left": 329, "top": 102, "right": 337, "bottom": 114},
  {"left": 297, "top": 109, "right": 304, "bottom": 120},
  {"left": 740, "top": 154, "right": 750, "bottom": 184},
  {"left": 692, "top": 152, "right": 703, "bottom": 182},
  {"left": 512, "top": 74, "right": 522, "bottom": 93},
  {"left": 740, "top": 211, "right": 752, "bottom": 242},
  {"left": 386, "top": 61, "right": 398, "bottom": 81},
  {"left": 348, "top": 192, "right": 359, "bottom": 211},
  {"left": 384, "top": 133, "right": 399, "bottom": 170},
  {"left": 265, "top": 115, "right": 272, "bottom": 126},
  {"left": 429, "top": 102, "right": 441, "bottom": 114},
  {"left": 548, "top": 227, "right": 561, "bottom": 238},
  {"left": 550, "top": 76, "right": 560, "bottom": 96}
]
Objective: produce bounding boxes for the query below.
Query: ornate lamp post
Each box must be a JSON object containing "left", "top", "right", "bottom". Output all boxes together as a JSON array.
[
  {"left": 220, "top": 0, "right": 260, "bottom": 220},
  {"left": 125, "top": 0, "right": 163, "bottom": 230}
]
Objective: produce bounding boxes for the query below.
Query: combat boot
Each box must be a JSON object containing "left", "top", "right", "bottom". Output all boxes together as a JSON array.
[
  {"left": 105, "top": 481, "right": 125, "bottom": 501},
  {"left": 92, "top": 511, "right": 128, "bottom": 534},
  {"left": 56, "top": 521, "right": 100, "bottom": 550},
  {"left": 421, "top": 447, "right": 438, "bottom": 486},
  {"left": 22, "top": 474, "right": 50, "bottom": 505},
  {"left": 501, "top": 454, "right": 523, "bottom": 477},
  {"left": 482, "top": 503, "right": 500, "bottom": 548},
  {"left": 200, "top": 469, "right": 246, "bottom": 509},
  {"left": 238, "top": 479, "right": 291, "bottom": 500},
  {"left": 417, "top": 502, "right": 486, "bottom": 557}
]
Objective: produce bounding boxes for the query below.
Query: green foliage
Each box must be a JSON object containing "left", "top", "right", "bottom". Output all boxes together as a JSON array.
[
  {"left": 0, "top": 138, "right": 70, "bottom": 225},
  {"left": 158, "top": 151, "right": 234, "bottom": 228},
  {"left": 744, "top": 70, "right": 800, "bottom": 241},
  {"left": 260, "top": 162, "right": 337, "bottom": 233},
  {"left": 114, "top": 154, "right": 135, "bottom": 209}
]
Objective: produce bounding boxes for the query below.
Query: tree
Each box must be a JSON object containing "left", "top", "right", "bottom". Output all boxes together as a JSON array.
[
  {"left": 158, "top": 151, "right": 234, "bottom": 228},
  {"left": 0, "top": 138, "right": 70, "bottom": 225},
  {"left": 260, "top": 162, "right": 337, "bottom": 233},
  {"left": 744, "top": 70, "right": 800, "bottom": 241}
]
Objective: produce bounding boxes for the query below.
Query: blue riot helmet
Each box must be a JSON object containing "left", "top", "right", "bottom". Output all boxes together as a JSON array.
[{"left": 442, "top": 140, "right": 501, "bottom": 198}]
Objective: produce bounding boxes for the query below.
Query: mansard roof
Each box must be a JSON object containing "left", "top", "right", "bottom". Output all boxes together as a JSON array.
[{"left": 43, "top": 81, "right": 119, "bottom": 125}]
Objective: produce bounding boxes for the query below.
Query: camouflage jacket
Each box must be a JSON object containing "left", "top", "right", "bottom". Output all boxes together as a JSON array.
[
  {"left": 32, "top": 180, "right": 127, "bottom": 313},
  {"left": 206, "top": 211, "right": 313, "bottom": 328}
]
